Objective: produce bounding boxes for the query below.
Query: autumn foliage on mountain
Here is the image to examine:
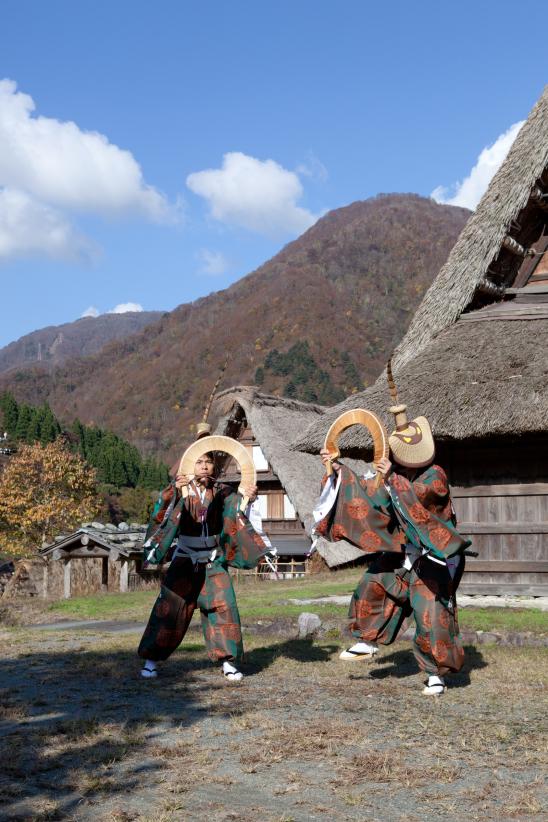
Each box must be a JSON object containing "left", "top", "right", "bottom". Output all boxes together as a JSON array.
[{"left": 0, "top": 194, "right": 470, "bottom": 464}]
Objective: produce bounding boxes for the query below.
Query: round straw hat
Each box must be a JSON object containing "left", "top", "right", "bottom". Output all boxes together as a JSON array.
[{"left": 388, "top": 405, "right": 435, "bottom": 468}]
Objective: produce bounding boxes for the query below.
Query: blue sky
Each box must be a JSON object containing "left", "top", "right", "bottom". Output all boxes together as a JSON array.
[{"left": 0, "top": 0, "right": 546, "bottom": 347}]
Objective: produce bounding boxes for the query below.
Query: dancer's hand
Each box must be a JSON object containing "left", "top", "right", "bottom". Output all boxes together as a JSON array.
[
  {"left": 375, "top": 457, "right": 392, "bottom": 479},
  {"left": 175, "top": 473, "right": 191, "bottom": 489},
  {"left": 320, "top": 448, "right": 341, "bottom": 472},
  {"left": 243, "top": 484, "right": 258, "bottom": 503}
]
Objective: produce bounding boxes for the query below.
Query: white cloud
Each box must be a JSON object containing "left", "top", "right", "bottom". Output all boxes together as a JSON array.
[
  {"left": 0, "top": 79, "right": 173, "bottom": 222},
  {"left": 0, "top": 188, "right": 91, "bottom": 261},
  {"left": 432, "top": 120, "right": 525, "bottom": 210},
  {"left": 197, "top": 248, "right": 229, "bottom": 276},
  {"left": 79, "top": 303, "right": 144, "bottom": 319},
  {"left": 186, "top": 151, "right": 319, "bottom": 236},
  {"left": 109, "top": 302, "right": 144, "bottom": 314}
]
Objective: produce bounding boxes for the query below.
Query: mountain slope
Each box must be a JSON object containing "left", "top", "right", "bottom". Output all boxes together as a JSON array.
[
  {"left": 0, "top": 194, "right": 470, "bottom": 461},
  {"left": 0, "top": 311, "right": 162, "bottom": 374}
]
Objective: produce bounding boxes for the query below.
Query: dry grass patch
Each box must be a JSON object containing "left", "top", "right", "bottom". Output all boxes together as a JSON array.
[
  {"left": 237, "top": 717, "right": 372, "bottom": 770},
  {"left": 333, "top": 751, "right": 460, "bottom": 789}
]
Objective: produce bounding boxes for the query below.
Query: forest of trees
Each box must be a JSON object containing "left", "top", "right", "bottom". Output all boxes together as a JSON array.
[
  {"left": 255, "top": 341, "right": 361, "bottom": 405},
  {"left": 0, "top": 393, "right": 169, "bottom": 490}
]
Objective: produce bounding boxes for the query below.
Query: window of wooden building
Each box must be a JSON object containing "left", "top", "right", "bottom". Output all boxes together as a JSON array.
[{"left": 252, "top": 445, "right": 269, "bottom": 471}]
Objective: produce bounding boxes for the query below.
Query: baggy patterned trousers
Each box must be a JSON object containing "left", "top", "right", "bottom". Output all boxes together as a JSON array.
[
  {"left": 349, "top": 555, "right": 464, "bottom": 676},
  {"left": 138, "top": 557, "right": 243, "bottom": 663}
]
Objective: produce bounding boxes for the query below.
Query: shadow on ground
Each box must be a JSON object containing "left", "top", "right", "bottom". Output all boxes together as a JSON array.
[
  {"left": 368, "top": 643, "right": 487, "bottom": 687},
  {"left": 244, "top": 637, "right": 340, "bottom": 675},
  {"left": 0, "top": 644, "right": 253, "bottom": 820}
]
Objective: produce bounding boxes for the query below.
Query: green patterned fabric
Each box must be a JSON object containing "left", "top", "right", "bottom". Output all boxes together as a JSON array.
[
  {"left": 387, "top": 465, "right": 471, "bottom": 560},
  {"left": 314, "top": 466, "right": 403, "bottom": 553},
  {"left": 142, "top": 481, "right": 268, "bottom": 568},
  {"left": 317, "top": 464, "right": 469, "bottom": 676},
  {"left": 349, "top": 554, "right": 464, "bottom": 676},
  {"left": 138, "top": 557, "right": 243, "bottom": 663}
]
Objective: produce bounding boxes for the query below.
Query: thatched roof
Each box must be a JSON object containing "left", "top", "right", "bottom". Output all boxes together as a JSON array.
[
  {"left": 213, "top": 386, "right": 325, "bottom": 533},
  {"left": 393, "top": 85, "right": 548, "bottom": 370},
  {"left": 213, "top": 386, "right": 369, "bottom": 565},
  {"left": 293, "top": 315, "right": 548, "bottom": 454},
  {"left": 294, "top": 87, "right": 548, "bottom": 454}
]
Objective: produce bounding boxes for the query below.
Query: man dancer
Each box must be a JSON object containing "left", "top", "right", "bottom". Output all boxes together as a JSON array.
[
  {"left": 315, "top": 377, "right": 470, "bottom": 695},
  {"left": 138, "top": 449, "right": 267, "bottom": 683}
]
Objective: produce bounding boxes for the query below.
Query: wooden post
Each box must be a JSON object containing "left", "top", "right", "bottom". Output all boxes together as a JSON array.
[
  {"left": 101, "top": 557, "right": 109, "bottom": 592},
  {"left": 42, "top": 561, "right": 49, "bottom": 599},
  {"left": 63, "top": 558, "right": 72, "bottom": 599},
  {"left": 120, "top": 559, "right": 129, "bottom": 593}
]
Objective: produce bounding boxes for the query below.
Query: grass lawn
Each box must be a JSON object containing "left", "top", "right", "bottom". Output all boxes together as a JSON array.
[{"left": 42, "top": 571, "right": 548, "bottom": 635}]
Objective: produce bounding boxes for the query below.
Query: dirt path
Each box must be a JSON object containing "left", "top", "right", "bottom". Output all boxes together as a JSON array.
[{"left": 1, "top": 625, "right": 547, "bottom": 822}]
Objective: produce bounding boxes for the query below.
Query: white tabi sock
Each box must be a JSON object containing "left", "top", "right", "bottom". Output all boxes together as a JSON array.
[
  {"left": 422, "top": 674, "right": 446, "bottom": 695},
  {"left": 222, "top": 661, "right": 243, "bottom": 682},
  {"left": 141, "top": 659, "right": 158, "bottom": 679},
  {"left": 339, "top": 641, "right": 379, "bottom": 660}
]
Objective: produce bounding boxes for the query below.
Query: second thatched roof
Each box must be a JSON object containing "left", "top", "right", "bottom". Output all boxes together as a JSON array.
[{"left": 213, "top": 386, "right": 369, "bottom": 566}]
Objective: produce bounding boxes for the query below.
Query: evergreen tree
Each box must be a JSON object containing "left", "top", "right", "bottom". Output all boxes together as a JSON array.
[
  {"left": 26, "top": 408, "right": 42, "bottom": 443},
  {"left": 14, "top": 405, "right": 32, "bottom": 442},
  {"left": 0, "top": 393, "right": 19, "bottom": 438},
  {"left": 40, "top": 405, "right": 61, "bottom": 444}
]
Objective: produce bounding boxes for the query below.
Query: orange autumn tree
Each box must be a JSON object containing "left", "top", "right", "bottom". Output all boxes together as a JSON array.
[{"left": 0, "top": 440, "right": 100, "bottom": 557}]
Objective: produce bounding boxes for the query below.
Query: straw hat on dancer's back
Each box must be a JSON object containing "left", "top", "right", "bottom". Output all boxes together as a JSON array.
[{"left": 386, "top": 360, "right": 434, "bottom": 469}]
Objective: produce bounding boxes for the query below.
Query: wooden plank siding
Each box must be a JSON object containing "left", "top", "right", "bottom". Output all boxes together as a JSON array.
[{"left": 451, "top": 483, "right": 548, "bottom": 595}]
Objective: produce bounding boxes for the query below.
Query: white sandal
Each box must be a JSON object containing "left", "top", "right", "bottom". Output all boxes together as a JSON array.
[{"left": 339, "top": 642, "right": 379, "bottom": 661}]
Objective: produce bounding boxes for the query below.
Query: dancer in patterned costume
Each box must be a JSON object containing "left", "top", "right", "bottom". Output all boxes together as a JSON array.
[
  {"left": 138, "top": 392, "right": 269, "bottom": 682},
  {"left": 315, "top": 371, "right": 470, "bottom": 695}
]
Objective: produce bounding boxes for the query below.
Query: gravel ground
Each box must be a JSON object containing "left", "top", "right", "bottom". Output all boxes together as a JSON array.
[{"left": 0, "top": 623, "right": 547, "bottom": 822}]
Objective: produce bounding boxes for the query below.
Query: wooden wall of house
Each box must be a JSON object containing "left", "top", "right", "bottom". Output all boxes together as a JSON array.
[{"left": 438, "top": 435, "right": 548, "bottom": 595}]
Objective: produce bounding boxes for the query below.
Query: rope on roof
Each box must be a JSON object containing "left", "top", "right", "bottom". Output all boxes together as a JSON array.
[{"left": 502, "top": 235, "right": 535, "bottom": 258}]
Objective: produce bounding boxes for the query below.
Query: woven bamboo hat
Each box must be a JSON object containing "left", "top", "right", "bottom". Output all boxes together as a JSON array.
[{"left": 386, "top": 361, "right": 434, "bottom": 469}]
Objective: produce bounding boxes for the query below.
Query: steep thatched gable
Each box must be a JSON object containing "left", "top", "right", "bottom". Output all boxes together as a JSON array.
[
  {"left": 213, "top": 386, "right": 369, "bottom": 565},
  {"left": 395, "top": 85, "right": 548, "bottom": 370},
  {"left": 294, "top": 87, "right": 548, "bottom": 455}
]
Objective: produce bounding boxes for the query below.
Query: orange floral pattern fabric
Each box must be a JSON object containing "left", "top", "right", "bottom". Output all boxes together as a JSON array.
[
  {"left": 138, "top": 482, "right": 267, "bottom": 664},
  {"left": 388, "top": 464, "right": 471, "bottom": 560},
  {"left": 138, "top": 558, "right": 244, "bottom": 663},
  {"left": 315, "top": 465, "right": 402, "bottom": 555},
  {"left": 347, "top": 558, "right": 464, "bottom": 676}
]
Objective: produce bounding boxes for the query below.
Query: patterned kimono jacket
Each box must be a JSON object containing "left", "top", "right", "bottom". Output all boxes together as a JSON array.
[
  {"left": 387, "top": 465, "right": 471, "bottom": 562},
  {"left": 138, "top": 480, "right": 268, "bottom": 664},
  {"left": 314, "top": 465, "right": 402, "bottom": 554},
  {"left": 142, "top": 480, "right": 267, "bottom": 569}
]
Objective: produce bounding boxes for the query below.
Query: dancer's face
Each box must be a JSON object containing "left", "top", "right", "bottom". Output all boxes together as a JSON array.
[{"left": 194, "top": 454, "right": 215, "bottom": 482}]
